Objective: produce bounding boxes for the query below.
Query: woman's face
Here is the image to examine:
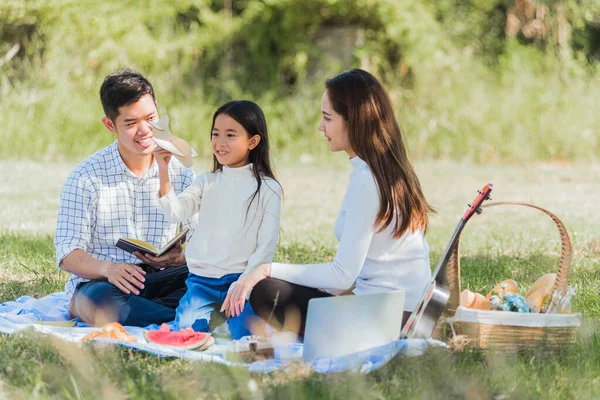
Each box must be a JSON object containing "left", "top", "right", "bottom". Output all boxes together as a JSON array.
[{"left": 317, "top": 91, "right": 354, "bottom": 157}]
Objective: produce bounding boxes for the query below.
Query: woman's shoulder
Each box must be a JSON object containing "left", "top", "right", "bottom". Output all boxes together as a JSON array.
[
  {"left": 349, "top": 164, "right": 376, "bottom": 188},
  {"left": 346, "top": 164, "right": 379, "bottom": 205}
]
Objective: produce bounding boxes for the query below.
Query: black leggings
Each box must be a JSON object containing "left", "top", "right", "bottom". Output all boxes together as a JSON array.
[
  {"left": 250, "top": 278, "right": 413, "bottom": 337},
  {"left": 249, "top": 278, "right": 332, "bottom": 337}
]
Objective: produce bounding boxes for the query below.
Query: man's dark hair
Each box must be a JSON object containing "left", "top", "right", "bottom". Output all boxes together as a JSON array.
[{"left": 99, "top": 69, "right": 156, "bottom": 122}]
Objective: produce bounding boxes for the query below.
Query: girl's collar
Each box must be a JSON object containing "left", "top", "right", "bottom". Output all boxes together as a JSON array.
[{"left": 222, "top": 163, "right": 254, "bottom": 177}]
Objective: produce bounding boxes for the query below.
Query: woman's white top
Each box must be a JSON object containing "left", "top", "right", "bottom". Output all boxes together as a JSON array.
[
  {"left": 270, "top": 156, "right": 431, "bottom": 310},
  {"left": 158, "top": 163, "right": 282, "bottom": 279}
]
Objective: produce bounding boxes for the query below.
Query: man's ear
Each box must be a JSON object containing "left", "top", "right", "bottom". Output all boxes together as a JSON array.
[
  {"left": 102, "top": 116, "right": 116, "bottom": 133},
  {"left": 248, "top": 134, "right": 261, "bottom": 150}
]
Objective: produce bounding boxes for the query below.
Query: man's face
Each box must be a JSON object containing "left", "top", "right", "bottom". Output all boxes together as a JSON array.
[{"left": 102, "top": 94, "right": 158, "bottom": 160}]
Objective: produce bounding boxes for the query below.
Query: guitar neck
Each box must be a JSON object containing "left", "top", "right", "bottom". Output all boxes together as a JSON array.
[
  {"left": 401, "top": 183, "right": 492, "bottom": 339},
  {"left": 430, "top": 218, "right": 466, "bottom": 287}
]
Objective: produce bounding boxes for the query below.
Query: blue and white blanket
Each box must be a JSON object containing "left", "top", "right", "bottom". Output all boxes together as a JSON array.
[{"left": 0, "top": 293, "right": 445, "bottom": 374}]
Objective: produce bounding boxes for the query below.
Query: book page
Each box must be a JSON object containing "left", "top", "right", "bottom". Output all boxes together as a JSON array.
[
  {"left": 160, "top": 228, "right": 189, "bottom": 253},
  {"left": 121, "top": 238, "right": 158, "bottom": 253}
]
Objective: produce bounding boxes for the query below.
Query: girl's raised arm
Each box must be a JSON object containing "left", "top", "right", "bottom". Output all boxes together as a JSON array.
[
  {"left": 155, "top": 148, "right": 174, "bottom": 197},
  {"left": 155, "top": 147, "right": 205, "bottom": 222}
]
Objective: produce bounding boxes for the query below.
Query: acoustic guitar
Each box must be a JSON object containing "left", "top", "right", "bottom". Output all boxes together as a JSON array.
[{"left": 400, "top": 183, "right": 493, "bottom": 339}]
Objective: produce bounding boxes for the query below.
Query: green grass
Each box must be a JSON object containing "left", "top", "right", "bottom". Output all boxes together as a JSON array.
[
  {"left": 0, "top": 234, "right": 65, "bottom": 304},
  {"left": 1, "top": 160, "right": 600, "bottom": 398}
]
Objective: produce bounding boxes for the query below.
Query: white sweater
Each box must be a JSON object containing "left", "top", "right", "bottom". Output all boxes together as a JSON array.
[
  {"left": 158, "top": 163, "right": 282, "bottom": 279},
  {"left": 270, "top": 157, "right": 431, "bottom": 310}
]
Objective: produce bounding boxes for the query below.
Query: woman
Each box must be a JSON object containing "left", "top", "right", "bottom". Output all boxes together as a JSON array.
[{"left": 222, "top": 68, "right": 434, "bottom": 336}]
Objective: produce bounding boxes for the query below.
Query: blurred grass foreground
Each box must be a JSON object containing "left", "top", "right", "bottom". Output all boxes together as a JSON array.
[{"left": 2, "top": 0, "right": 600, "bottom": 163}]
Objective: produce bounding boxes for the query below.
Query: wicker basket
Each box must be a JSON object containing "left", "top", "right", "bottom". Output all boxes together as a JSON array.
[{"left": 440, "top": 201, "right": 582, "bottom": 352}]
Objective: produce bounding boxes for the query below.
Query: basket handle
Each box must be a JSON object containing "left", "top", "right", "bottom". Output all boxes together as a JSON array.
[{"left": 446, "top": 201, "right": 572, "bottom": 316}]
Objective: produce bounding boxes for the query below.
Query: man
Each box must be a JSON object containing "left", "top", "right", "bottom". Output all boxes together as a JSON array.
[{"left": 55, "top": 69, "right": 196, "bottom": 327}]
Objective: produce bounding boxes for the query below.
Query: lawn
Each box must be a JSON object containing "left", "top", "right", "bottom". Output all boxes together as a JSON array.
[{"left": 1, "top": 159, "right": 599, "bottom": 399}]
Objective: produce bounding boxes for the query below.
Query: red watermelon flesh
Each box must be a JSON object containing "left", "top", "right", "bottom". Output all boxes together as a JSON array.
[{"left": 144, "top": 324, "right": 211, "bottom": 350}]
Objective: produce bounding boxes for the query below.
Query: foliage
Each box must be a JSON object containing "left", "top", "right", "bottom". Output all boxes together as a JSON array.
[{"left": 1, "top": 0, "right": 600, "bottom": 163}]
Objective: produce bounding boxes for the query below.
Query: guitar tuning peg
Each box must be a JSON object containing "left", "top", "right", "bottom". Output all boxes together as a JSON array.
[
  {"left": 486, "top": 194, "right": 492, "bottom": 200},
  {"left": 476, "top": 207, "right": 483, "bottom": 215},
  {"left": 467, "top": 203, "right": 472, "bottom": 208}
]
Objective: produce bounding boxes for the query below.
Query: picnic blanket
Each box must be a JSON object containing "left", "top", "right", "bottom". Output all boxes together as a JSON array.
[{"left": 0, "top": 293, "right": 445, "bottom": 374}]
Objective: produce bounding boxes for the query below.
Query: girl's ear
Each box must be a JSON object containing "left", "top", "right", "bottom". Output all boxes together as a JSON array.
[{"left": 248, "top": 134, "right": 261, "bottom": 150}]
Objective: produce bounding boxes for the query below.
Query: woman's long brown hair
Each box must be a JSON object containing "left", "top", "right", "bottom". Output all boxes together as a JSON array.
[{"left": 325, "top": 69, "right": 434, "bottom": 238}]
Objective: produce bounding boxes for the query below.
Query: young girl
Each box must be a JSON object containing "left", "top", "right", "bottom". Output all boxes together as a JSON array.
[
  {"left": 224, "top": 69, "right": 434, "bottom": 336},
  {"left": 153, "top": 100, "right": 282, "bottom": 339}
]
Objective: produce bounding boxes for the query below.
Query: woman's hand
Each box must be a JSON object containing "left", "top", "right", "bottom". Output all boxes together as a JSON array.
[{"left": 221, "top": 263, "right": 272, "bottom": 318}]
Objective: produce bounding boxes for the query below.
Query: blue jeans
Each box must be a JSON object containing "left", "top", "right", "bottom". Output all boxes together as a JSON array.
[
  {"left": 71, "top": 265, "right": 188, "bottom": 327},
  {"left": 173, "top": 273, "right": 259, "bottom": 340}
]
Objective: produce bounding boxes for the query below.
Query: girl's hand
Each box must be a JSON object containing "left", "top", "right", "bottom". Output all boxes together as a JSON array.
[
  {"left": 153, "top": 146, "right": 172, "bottom": 170},
  {"left": 156, "top": 146, "right": 173, "bottom": 197},
  {"left": 221, "top": 263, "right": 271, "bottom": 318}
]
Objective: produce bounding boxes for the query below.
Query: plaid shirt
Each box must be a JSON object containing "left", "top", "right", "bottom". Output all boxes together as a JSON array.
[{"left": 55, "top": 141, "right": 196, "bottom": 297}]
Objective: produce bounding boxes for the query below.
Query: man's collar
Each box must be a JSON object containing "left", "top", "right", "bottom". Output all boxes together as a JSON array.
[
  {"left": 106, "top": 141, "right": 158, "bottom": 178},
  {"left": 107, "top": 141, "right": 129, "bottom": 176}
]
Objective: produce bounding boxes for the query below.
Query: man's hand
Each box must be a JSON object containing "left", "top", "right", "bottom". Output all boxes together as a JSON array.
[
  {"left": 134, "top": 241, "right": 185, "bottom": 270},
  {"left": 101, "top": 262, "right": 147, "bottom": 295}
]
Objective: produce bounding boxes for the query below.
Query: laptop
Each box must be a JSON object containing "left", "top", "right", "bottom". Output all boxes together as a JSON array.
[{"left": 302, "top": 290, "right": 406, "bottom": 361}]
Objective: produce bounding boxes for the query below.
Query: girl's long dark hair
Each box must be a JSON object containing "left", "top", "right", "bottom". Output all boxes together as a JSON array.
[
  {"left": 211, "top": 100, "right": 281, "bottom": 214},
  {"left": 325, "top": 69, "right": 434, "bottom": 238}
]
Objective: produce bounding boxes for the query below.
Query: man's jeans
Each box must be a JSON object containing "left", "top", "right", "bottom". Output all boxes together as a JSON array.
[
  {"left": 173, "top": 273, "right": 260, "bottom": 340},
  {"left": 70, "top": 265, "right": 188, "bottom": 327}
]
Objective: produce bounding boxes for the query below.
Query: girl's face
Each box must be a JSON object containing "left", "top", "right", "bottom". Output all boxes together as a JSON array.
[
  {"left": 212, "top": 113, "right": 260, "bottom": 168},
  {"left": 317, "top": 91, "right": 355, "bottom": 157}
]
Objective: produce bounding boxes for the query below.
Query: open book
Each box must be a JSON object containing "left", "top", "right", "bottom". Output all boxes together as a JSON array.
[{"left": 116, "top": 228, "right": 189, "bottom": 257}]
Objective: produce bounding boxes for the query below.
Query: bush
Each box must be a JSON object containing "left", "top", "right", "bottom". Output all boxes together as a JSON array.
[{"left": 1, "top": 0, "right": 599, "bottom": 162}]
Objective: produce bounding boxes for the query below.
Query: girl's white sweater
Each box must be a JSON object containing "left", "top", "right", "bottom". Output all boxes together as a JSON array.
[{"left": 158, "top": 163, "right": 282, "bottom": 279}]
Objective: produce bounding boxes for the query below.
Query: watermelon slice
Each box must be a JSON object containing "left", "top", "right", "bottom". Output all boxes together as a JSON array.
[{"left": 144, "top": 323, "right": 213, "bottom": 351}]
